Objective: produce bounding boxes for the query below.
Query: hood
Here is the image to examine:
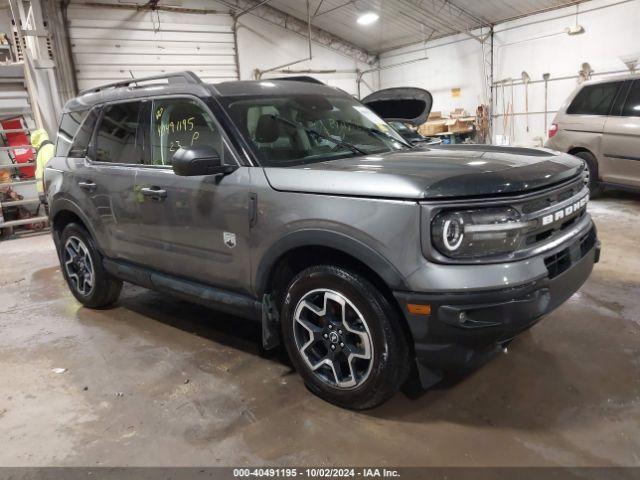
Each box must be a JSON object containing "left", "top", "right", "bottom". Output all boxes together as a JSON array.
[
  {"left": 263, "top": 145, "right": 584, "bottom": 200},
  {"left": 30, "top": 129, "right": 49, "bottom": 148},
  {"left": 362, "top": 87, "right": 432, "bottom": 126}
]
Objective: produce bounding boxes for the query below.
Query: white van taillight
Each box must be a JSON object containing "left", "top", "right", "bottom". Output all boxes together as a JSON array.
[{"left": 548, "top": 123, "right": 558, "bottom": 138}]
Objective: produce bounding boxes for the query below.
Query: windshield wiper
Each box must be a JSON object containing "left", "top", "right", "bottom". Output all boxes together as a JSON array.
[
  {"left": 334, "top": 119, "right": 413, "bottom": 148},
  {"left": 268, "top": 114, "right": 367, "bottom": 156}
]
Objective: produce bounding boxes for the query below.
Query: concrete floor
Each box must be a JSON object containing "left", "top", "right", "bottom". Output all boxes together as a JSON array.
[{"left": 1, "top": 193, "right": 639, "bottom": 467}]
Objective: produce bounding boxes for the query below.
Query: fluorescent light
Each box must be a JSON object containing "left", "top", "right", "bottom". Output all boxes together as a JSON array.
[{"left": 357, "top": 12, "right": 379, "bottom": 25}]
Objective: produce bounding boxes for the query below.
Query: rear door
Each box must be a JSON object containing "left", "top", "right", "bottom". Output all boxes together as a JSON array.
[
  {"left": 601, "top": 80, "right": 640, "bottom": 188},
  {"left": 131, "top": 96, "right": 251, "bottom": 292},
  {"left": 557, "top": 81, "right": 624, "bottom": 155},
  {"left": 82, "top": 100, "right": 146, "bottom": 261}
]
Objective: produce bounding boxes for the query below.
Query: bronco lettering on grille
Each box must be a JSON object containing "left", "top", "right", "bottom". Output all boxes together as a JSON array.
[{"left": 541, "top": 195, "right": 588, "bottom": 227}]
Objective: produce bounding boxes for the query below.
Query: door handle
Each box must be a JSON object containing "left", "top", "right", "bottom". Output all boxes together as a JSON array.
[
  {"left": 140, "top": 186, "right": 167, "bottom": 201},
  {"left": 78, "top": 180, "right": 96, "bottom": 192}
]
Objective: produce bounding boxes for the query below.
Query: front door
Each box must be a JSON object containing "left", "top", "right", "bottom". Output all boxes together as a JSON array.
[
  {"left": 601, "top": 79, "right": 640, "bottom": 188},
  {"left": 132, "top": 96, "right": 251, "bottom": 293}
]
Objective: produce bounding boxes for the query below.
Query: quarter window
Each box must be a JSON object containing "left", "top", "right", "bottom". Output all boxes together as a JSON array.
[
  {"left": 56, "top": 109, "right": 89, "bottom": 156},
  {"left": 567, "top": 82, "right": 622, "bottom": 116},
  {"left": 621, "top": 81, "right": 640, "bottom": 117},
  {"left": 95, "top": 101, "right": 143, "bottom": 164},
  {"left": 68, "top": 109, "right": 99, "bottom": 158},
  {"left": 150, "top": 98, "right": 225, "bottom": 166}
]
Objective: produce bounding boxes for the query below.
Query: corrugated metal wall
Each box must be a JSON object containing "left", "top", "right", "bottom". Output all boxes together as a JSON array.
[{"left": 67, "top": 4, "right": 238, "bottom": 90}]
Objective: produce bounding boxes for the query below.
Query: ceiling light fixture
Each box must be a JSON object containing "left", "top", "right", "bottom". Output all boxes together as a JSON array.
[{"left": 357, "top": 12, "right": 379, "bottom": 26}]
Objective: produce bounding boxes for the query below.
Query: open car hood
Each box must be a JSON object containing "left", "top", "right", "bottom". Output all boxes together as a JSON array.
[{"left": 362, "top": 87, "right": 433, "bottom": 126}]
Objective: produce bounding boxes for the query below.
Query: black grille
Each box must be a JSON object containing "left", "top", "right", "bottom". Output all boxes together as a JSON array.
[
  {"left": 521, "top": 178, "right": 583, "bottom": 214},
  {"left": 544, "top": 227, "right": 596, "bottom": 279}
]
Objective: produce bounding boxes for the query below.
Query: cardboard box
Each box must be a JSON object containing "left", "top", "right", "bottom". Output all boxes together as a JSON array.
[
  {"left": 446, "top": 117, "right": 475, "bottom": 134},
  {"left": 419, "top": 119, "right": 447, "bottom": 136},
  {"left": 449, "top": 108, "right": 471, "bottom": 119},
  {"left": 427, "top": 111, "right": 443, "bottom": 120}
]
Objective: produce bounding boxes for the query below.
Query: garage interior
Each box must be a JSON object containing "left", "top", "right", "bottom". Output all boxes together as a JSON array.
[{"left": 1, "top": 0, "right": 639, "bottom": 470}]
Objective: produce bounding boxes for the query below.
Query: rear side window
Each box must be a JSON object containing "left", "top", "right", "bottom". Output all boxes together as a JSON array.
[
  {"left": 68, "top": 109, "right": 99, "bottom": 158},
  {"left": 56, "top": 110, "right": 89, "bottom": 156},
  {"left": 95, "top": 101, "right": 143, "bottom": 164},
  {"left": 567, "top": 82, "right": 622, "bottom": 116},
  {"left": 622, "top": 81, "right": 640, "bottom": 117}
]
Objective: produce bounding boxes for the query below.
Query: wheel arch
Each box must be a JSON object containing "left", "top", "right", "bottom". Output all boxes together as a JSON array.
[
  {"left": 567, "top": 147, "right": 600, "bottom": 181},
  {"left": 50, "top": 199, "right": 100, "bottom": 252},
  {"left": 256, "top": 231, "right": 415, "bottom": 350},
  {"left": 256, "top": 230, "right": 409, "bottom": 299},
  {"left": 567, "top": 146, "right": 595, "bottom": 157}
]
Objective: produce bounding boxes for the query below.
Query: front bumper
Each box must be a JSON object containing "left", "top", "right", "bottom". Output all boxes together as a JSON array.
[{"left": 394, "top": 224, "right": 599, "bottom": 386}]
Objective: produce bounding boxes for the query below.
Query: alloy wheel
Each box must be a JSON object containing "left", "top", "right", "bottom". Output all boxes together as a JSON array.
[
  {"left": 63, "top": 236, "right": 95, "bottom": 296},
  {"left": 293, "top": 289, "right": 373, "bottom": 389}
]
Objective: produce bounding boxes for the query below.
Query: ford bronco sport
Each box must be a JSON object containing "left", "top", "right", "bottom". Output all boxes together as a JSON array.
[{"left": 46, "top": 72, "right": 600, "bottom": 409}]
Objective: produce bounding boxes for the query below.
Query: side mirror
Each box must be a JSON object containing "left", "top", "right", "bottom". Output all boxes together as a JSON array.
[{"left": 171, "top": 146, "right": 238, "bottom": 176}]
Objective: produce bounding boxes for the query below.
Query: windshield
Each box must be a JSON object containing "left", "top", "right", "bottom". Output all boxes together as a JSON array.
[{"left": 221, "top": 94, "right": 410, "bottom": 167}]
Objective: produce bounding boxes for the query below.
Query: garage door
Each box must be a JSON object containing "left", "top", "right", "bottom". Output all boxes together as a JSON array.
[{"left": 67, "top": 4, "right": 238, "bottom": 91}]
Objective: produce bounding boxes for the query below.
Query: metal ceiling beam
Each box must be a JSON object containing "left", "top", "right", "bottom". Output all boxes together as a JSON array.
[
  {"left": 314, "top": 0, "right": 356, "bottom": 18},
  {"left": 235, "top": 0, "right": 272, "bottom": 18},
  {"left": 399, "top": 0, "right": 488, "bottom": 43},
  {"left": 217, "top": 0, "right": 375, "bottom": 64}
]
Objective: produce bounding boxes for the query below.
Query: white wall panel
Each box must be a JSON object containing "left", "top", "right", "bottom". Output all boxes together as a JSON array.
[
  {"left": 234, "top": 12, "right": 377, "bottom": 97},
  {"left": 377, "top": 0, "right": 639, "bottom": 146},
  {"left": 378, "top": 34, "right": 485, "bottom": 115},
  {"left": 492, "top": 0, "right": 640, "bottom": 145},
  {"left": 67, "top": 3, "right": 238, "bottom": 90}
]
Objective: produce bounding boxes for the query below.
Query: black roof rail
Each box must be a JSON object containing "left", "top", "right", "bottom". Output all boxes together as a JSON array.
[
  {"left": 79, "top": 71, "right": 203, "bottom": 96},
  {"left": 269, "top": 76, "right": 325, "bottom": 85}
]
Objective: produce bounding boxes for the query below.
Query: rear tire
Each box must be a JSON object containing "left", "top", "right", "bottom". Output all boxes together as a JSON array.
[
  {"left": 574, "top": 151, "right": 602, "bottom": 197},
  {"left": 280, "top": 265, "right": 410, "bottom": 410},
  {"left": 59, "top": 223, "right": 122, "bottom": 308}
]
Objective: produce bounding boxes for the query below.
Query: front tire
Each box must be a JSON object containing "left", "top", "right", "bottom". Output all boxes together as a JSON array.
[
  {"left": 280, "top": 265, "right": 410, "bottom": 409},
  {"left": 59, "top": 223, "right": 122, "bottom": 308}
]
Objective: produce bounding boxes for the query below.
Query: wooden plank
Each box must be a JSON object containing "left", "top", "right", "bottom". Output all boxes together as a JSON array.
[
  {"left": 0, "top": 162, "right": 36, "bottom": 169},
  {"left": 0, "top": 216, "right": 48, "bottom": 228},
  {"left": 0, "top": 197, "right": 40, "bottom": 206},
  {"left": 0, "top": 129, "right": 29, "bottom": 134},
  {"left": 0, "top": 179, "right": 37, "bottom": 186},
  {"left": 0, "top": 145, "right": 34, "bottom": 151}
]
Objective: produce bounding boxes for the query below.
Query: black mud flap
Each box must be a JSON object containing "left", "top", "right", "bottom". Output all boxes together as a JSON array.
[{"left": 261, "top": 294, "right": 280, "bottom": 350}]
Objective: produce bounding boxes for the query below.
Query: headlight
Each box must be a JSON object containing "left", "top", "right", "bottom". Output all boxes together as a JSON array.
[{"left": 431, "top": 208, "right": 530, "bottom": 259}]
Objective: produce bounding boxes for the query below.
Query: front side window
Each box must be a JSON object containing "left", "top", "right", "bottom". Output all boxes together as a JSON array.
[
  {"left": 622, "top": 81, "right": 640, "bottom": 117},
  {"left": 56, "top": 109, "right": 89, "bottom": 156},
  {"left": 222, "top": 94, "right": 409, "bottom": 167},
  {"left": 567, "top": 82, "right": 622, "bottom": 116},
  {"left": 95, "top": 101, "right": 143, "bottom": 164},
  {"left": 149, "top": 98, "right": 225, "bottom": 166}
]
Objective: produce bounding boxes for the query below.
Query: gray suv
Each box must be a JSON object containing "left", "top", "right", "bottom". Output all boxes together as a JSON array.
[
  {"left": 545, "top": 73, "right": 640, "bottom": 195},
  {"left": 46, "top": 72, "right": 600, "bottom": 409}
]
